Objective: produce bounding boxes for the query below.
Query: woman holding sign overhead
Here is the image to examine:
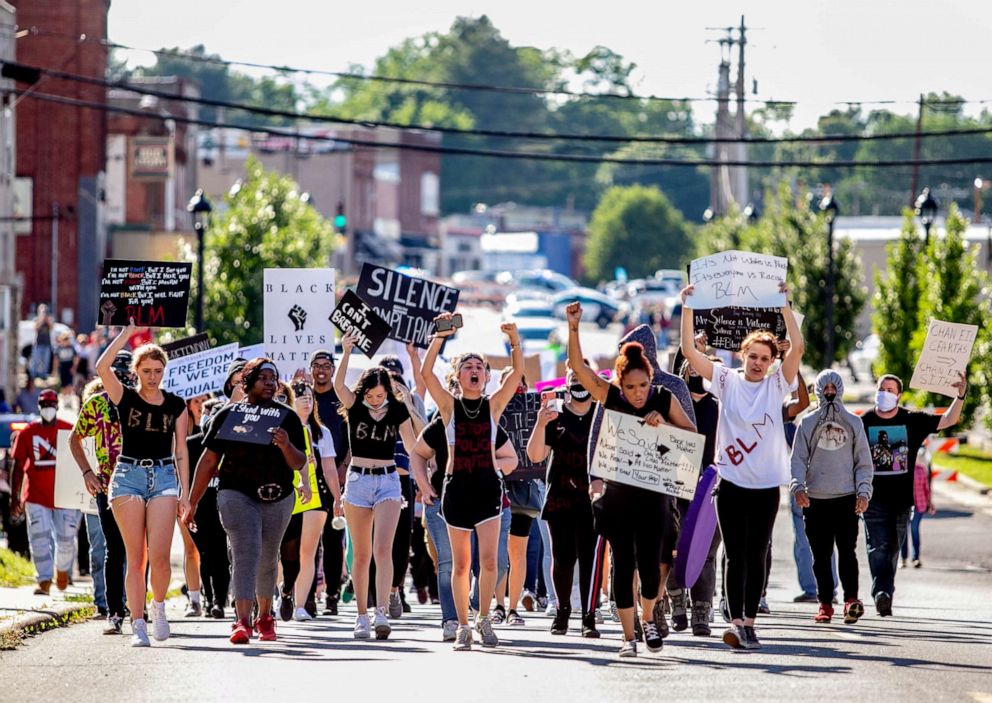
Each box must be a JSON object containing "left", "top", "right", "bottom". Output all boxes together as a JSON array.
[
  {"left": 679, "top": 280, "right": 803, "bottom": 652},
  {"left": 334, "top": 331, "right": 419, "bottom": 641},
  {"left": 565, "top": 302, "right": 696, "bottom": 658}
]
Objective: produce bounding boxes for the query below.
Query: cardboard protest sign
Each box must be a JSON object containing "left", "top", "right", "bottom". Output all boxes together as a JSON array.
[
  {"left": 54, "top": 431, "right": 98, "bottom": 515},
  {"left": 216, "top": 403, "right": 289, "bottom": 445},
  {"left": 485, "top": 354, "right": 543, "bottom": 390},
  {"left": 688, "top": 250, "right": 787, "bottom": 309},
  {"left": 693, "top": 307, "right": 787, "bottom": 351},
  {"left": 909, "top": 319, "right": 978, "bottom": 397},
  {"left": 329, "top": 290, "right": 391, "bottom": 357},
  {"left": 162, "top": 342, "right": 239, "bottom": 399},
  {"left": 590, "top": 409, "right": 703, "bottom": 500},
  {"left": 498, "top": 391, "right": 556, "bottom": 482},
  {"left": 98, "top": 259, "right": 192, "bottom": 327},
  {"left": 162, "top": 333, "right": 211, "bottom": 360},
  {"left": 356, "top": 263, "right": 459, "bottom": 348},
  {"left": 263, "top": 268, "right": 336, "bottom": 374}
]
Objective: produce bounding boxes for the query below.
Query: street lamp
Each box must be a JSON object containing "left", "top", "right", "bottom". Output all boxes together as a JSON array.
[
  {"left": 819, "top": 192, "right": 839, "bottom": 367},
  {"left": 914, "top": 186, "right": 938, "bottom": 245},
  {"left": 187, "top": 189, "right": 213, "bottom": 333}
]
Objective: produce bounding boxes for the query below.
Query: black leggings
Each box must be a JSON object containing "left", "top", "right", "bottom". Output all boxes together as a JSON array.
[
  {"left": 716, "top": 480, "right": 779, "bottom": 620},
  {"left": 804, "top": 495, "right": 860, "bottom": 603},
  {"left": 546, "top": 507, "right": 605, "bottom": 617},
  {"left": 190, "top": 487, "right": 231, "bottom": 607},
  {"left": 96, "top": 493, "right": 127, "bottom": 618},
  {"left": 280, "top": 513, "right": 304, "bottom": 597},
  {"left": 311, "top": 516, "right": 345, "bottom": 603},
  {"left": 600, "top": 483, "right": 667, "bottom": 610},
  {"left": 391, "top": 474, "right": 415, "bottom": 589}
]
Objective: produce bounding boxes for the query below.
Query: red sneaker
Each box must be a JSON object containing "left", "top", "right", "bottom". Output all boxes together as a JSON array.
[
  {"left": 255, "top": 614, "right": 277, "bottom": 641},
  {"left": 230, "top": 619, "right": 252, "bottom": 645},
  {"left": 813, "top": 603, "right": 834, "bottom": 623}
]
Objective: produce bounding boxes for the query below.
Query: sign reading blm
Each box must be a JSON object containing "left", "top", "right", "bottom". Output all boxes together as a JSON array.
[
  {"left": 263, "top": 268, "right": 336, "bottom": 375},
  {"left": 590, "top": 409, "right": 704, "bottom": 500},
  {"left": 909, "top": 319, "right": 978, "bottom": 397},
  {"left": 329, "top": 290, "right": 391, "bottom": 357},
  {"left": 688, "top": 250, "right": 787, "bottom": 309},
  {"left": 356, "top": 263, "right": 459, "bottom": 349},
  {"left": 98, "top": 259, "right": 192, "bottom": 327}
]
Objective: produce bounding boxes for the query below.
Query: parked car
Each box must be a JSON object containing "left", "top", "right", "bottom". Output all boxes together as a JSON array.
[
  {"left": 495, "top": 270, "right": 577, "bottom": 296},
  {"left": 627, "top": 278, "right": 681, "bottom": 307},
  {"left": 503, "top": 299, "right": 558, "bottom": 354},
  {"left": 551, "top": 288, "right": 625, "bottom": 329}
]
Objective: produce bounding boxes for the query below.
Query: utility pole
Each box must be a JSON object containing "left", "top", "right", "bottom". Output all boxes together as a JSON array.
[
  {"left": 707, "top": 17, "right": 751, "bottom": 216},
  {"left": 50, "top": 202, "right": 59, "bottom": 317},
  {"left": 909, "top": 94, "right": 924, "bottom": 206},
  {"left": 733, "top": 15, "right": 749, "bottom": 207}
]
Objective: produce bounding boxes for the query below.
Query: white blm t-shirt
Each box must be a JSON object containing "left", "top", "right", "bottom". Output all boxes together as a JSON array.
[{"left": 709, "top": 365, "right": 791, "bottom": 488}]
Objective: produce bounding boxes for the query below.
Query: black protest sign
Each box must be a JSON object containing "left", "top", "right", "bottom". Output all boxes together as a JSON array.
[
  {"left": 693, "top": 307, "right": 786, "bottom": 351},
  {"left": 498, "top": 391, "right": 560, "bottom": 482},
  {"left": 161, "top": 333, "right": 210, "bottom": 360},
  {"left": 98, "top": 259, "right": 192, "bottom": 328},
  {"left": 329, "top": 290, "right": 391, "bottom": 357},
  {"left": 216, "top": 403, "right": 289, "bottom": 446},
  {"left": 356, "top": 263, "right": 459, "bottom": 349}
]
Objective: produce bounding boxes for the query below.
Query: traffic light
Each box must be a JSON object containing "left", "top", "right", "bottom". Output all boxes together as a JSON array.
[{"left": 334, "top": 201, "right": 347, "bottom": 232}]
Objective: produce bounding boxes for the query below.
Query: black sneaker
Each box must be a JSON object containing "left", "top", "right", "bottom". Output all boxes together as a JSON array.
[
  {"left": 210, "top": 604, "right": 225, "bottom": 619},
  {"left": 652, "top": 600, "right": 671, "bottom": 638},
  {"left": 581, "top": 613, "right": 600, "bottom": 638},
  {"left": 642, "top": 619, "right": 664, "bottom": 652},
  {"left": 633, "top": 617, "right": 644, "bottom": 642},
  {"left": 670, "top": 590, "right": 689, "bottom": 632},
  {"left": 722, "top": 624, "right": 746, "bottom": 650},
  {"left": 690, "top": 602, "right": 712, "bottom": 636},
  {"left": 324, "top": 596, "right": 338, "bottom": 616},
  {"left": 279, "top": 594, "right": 294, "bottom": 622},
  {"left": 400, "top": 591, "right": 412, "bottom": 614},
  {"left": 550, "top": 608, "right": 570, "bottom": 635},
  {"left": 103, "top": 616, "right": 123, "bottom": 635},
  {"left": 304, "top": 599, "right": 318, "bottom": 619},
  {"left": 875, "top": 592, "right": 893, "bottom": 617},
  {"left": 742, "top": 625, "right": 762, "bottom": 650}
]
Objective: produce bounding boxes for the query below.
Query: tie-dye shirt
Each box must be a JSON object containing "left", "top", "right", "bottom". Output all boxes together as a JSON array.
[{"left": 73, "top": 391, "right": 122, "bottom": 489}]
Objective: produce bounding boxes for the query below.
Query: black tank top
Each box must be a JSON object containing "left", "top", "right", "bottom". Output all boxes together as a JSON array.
[{"left": 447, "top": 396, "right": 498, "bottom": 475}]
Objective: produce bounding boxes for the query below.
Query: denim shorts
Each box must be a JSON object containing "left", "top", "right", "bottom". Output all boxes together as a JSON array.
[
  {"left": 343, "top": 470, "right": 402, "bottom": 509},
  {"left": 108, "top": 459, "right": 179, "bottom": 502}
]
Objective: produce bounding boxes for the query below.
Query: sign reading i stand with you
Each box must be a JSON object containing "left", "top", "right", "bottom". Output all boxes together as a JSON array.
[
  {"left": 216, "top": 403, "right": 290, "bottom": 445},
  {"left": 98, "top": 259, "right": 192, "bottom": 327},
  {"left": 909, "top": 319, "right": 979, "bottom": 397},
  {"left": 329, "top": 290, "right": 391, "bottom": 357},
  {"left": 356, "top": 263, "right": 459, "bottom": 349},
  {"left": 688, "top": 250, "right": 788, "bottom": 309},
  {"left": 263, "top": 268, "right": 335, "bottom": 375}
]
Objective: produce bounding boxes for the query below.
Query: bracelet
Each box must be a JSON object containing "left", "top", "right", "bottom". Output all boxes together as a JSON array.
[
  {"left": 957, "top": 392, "right": 966, "bottom": 400},
  {"left": 82, "top": 469, "right": 94, "bottom": 477}
]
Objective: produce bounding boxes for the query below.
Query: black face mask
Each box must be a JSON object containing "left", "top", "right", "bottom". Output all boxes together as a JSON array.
[
  {"left": 569, "top": 383, "right": 591, "bottom": 401},
  {"left": 687, "top": 376, "right": 705, "bottom": 393},
  {"left": 822, "top": 392, "right": 837, "bottom": 403}
]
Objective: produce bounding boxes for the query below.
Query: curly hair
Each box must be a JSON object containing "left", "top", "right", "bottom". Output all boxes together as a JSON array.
[
  {"left": 740, "top": 330, "right": 778, "bottom": 357},
  {"left": 614, "top": 341, "right": 653, "bottom": 381}
]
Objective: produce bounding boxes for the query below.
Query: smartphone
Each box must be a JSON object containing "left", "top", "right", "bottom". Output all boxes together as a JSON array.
[
  {"left": 541, "top": 390, "right": 562, "bottom": 412},
  {"left": 435, "top": 313, "right": 464, "bottom": 332}
]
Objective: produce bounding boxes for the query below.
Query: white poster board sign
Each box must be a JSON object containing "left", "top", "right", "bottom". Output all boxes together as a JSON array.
[
  {"left": 162, "top": 343, "right": 239, "bottom": 399},
  {"left": 590, "top": 409, "right": 704, "bottom": 500},
  {"left": 688, "top": 250, "right": 788, "bottom": 309},
  {"left": 238, "top": 343, "right": 265, "bottom": 361},
  {"left": 909, "top": 319, "right": 978, "bottom": 397},
  {"left": 54, "top": 430, "right": 98, "bottom": 515},
  {"left": 263, "top": 268, "right": 336, "bottom": 376}
]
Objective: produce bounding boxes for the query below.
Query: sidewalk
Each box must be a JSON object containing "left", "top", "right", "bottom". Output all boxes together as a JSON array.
[{"left": 0, "top": 577, "right": 98, "bottom": 649}]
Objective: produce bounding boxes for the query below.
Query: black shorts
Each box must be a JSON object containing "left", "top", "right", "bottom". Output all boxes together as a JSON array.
[
  {"left": 510, "top": 512, "right": 534, "bottom": 537},
  {"left": 440, "top": 471, "right": 504, "bottom": 532}
]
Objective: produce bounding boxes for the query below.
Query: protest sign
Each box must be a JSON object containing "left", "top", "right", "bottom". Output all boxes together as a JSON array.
[
  {"left": 54, "top": 431, "right": 98, "bottom": 515},
  {"left": 909, "top": 319, "right": 978, "bottom": 397},
  {"left": 98, "top": 259, "right": 192, "bottom": 327},
  {"left": 589, "top": 409, "right": 704, "bottom": 500},
  {"left": 356, "top": 263, "right": 459, "bottom": 348},
  {"left": 693, "top": 307, "right": 787, "bottom": 351},
  {"left": 162, "top": 342, "right": 239, "bottom": 399},
  {"left": 162, "top": 333, "right": 211, "bottom": 360},
  {"left": 238, "top": 343, "right": 265, "bottom": 361},
  {"left": 485, "top": 354, "right": 543, "bottom": 390},
  {"left": 498, "top": 391, "right": 558, "bottom": 482},
  {"left": 263, "top": 268, "right": 336, "bottom": 374},
  {"left": 216, "top": 403, "right": 290, "bottom": 445},
  {"left": 329, "top": 289, "right": 391, "bottom": 357},
  {"left": 688, "top": 250, "right": 787, "bottom": 309}
]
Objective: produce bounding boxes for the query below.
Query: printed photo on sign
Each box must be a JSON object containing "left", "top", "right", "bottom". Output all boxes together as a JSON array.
[
  {"left": 868, "top": 425, "right": 909, "bottom": 475},
  {"left": 216, "top": 403, "right": 289, "bottom": 446},
  {"left": 909, "top": 319, "right": 978, "bottom": 397},
  {"left": 263, "top": 268, "right": 336, "bottom": 374},
  {"left": 98, "top": 259, "right": 192, "bottom": 328},
  {"left": 356, "top": 263, "right": 459, "bottom": 349},
  {"left": 329, "top": 289, "right": 391, "bottom": 357},
  {"left": 688, "top": 250, "right": 787, "bottom": 309}
]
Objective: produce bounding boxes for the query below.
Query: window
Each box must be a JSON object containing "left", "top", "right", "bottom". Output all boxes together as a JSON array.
[{"left": 421, "top": 172, "right": 439, "bottom": 216}]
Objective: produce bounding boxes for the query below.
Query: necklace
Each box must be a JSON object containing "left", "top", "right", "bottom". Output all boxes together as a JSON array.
[{"left": 459, "top": 396, "right": 485, "bottom": 419}]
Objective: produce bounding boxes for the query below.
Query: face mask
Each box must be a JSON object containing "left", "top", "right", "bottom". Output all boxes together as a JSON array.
[
  {"left": 40, "top": 407, "right": 57, "bottom": 423},
  {"left": 687, "top": 376, "right": 705, "bottom": 394},
  {"left": 822, "top": 392, "right": 837, "bottom": 403},
  {"left": 199, "top": 413, "right": 212, "bottom": 431},
  {"left": 569, "top": 383, "right": 591, "bottom": 401},
  {"left": 875, "top": 390, "right": 898, "bottom": 412},
  {"left": 364, "top": 398, "right": 388, "bottom": 412}
]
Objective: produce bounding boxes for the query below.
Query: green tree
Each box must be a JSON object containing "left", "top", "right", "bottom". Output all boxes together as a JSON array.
[
  {"left": 583, "top": 185, "right": 694, "bottom": 282},
  {"left": 872, "top": 212, "right": 925, "bottom": 382},
  {"left": 184, "top": 157, "right": 335, "bottom": 345}
]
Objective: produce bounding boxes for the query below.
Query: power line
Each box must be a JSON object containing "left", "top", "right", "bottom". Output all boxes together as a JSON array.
[
  {"left": 17, "top": 88, "right": 992, "bottom": 170},
  {"left": 7, "top": 60, "right": 992, "bottom": 148}
]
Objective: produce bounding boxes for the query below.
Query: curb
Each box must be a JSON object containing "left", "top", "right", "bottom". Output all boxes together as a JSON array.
[
  {"left": 954, "top": 472, "right": 990, "bottom": 495},
  {"left": 0, "top": 602, "right": 97, "bottom": 649}
]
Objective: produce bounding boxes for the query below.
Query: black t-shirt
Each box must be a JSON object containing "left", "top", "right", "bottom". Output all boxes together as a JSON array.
[
  {"left": 314, "top": 388, "right": 349, "bottom": 463},
  {"left": 692, "top": 393, "right": 719, "bottom": 469},
  {"left": 347, "top": 400, "right": 410, "bottom": 461},
  {"left": 422, "top": 414, "right": 509, "bottom": 495},
  {"left": 543, "top": 405, "right": 594, "bottom": 515},
  {"left": 861, "top": 407, "right": 940, "bottom": 510},
  {"left": 115, "top": 387, "right": 186, "bottom": 460},
  {"left": 604, "top": 383, "right": 674, "bottom": 421},
  {"left": 203, "top": 401, "right": 305, "bottom": 502}
]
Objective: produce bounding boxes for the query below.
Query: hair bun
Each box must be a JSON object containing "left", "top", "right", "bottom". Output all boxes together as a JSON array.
[{"left": 620, "top": 341, "right": 645, "bottom": 360}]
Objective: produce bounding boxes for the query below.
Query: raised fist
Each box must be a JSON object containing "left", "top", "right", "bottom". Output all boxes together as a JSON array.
[
  {"left": 288, "top": 305, "right": 307, "bottom": 332},
  {"left": 100, "top": 300, "right": 118, "bottom": 326}
]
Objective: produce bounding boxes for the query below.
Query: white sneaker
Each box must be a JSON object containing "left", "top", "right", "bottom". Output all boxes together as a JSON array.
[
  {"left": 619, "top": 639, "right": 638, "bottom": 658},
  {"left": 442, "top": 619, "right": 459, "bottom": 642},
  {"left": 373, "top": 607, "right": 391, "bottom": 640},
  {"left": 594, "top": 608, "right": 605, "bottom": 624},
  {"left": 150, "top": 601, "right": 170, "bottom": 641},
  {"left": 354, "top": 613, "right": 371, "bottom": 639},
  {"left": 130, "top": 618, "right": 150, "bottom": 647},
  {"left": 293, "top": 607, "right": 313, "bottom": 621},
  {"left": 476, "top": 614, "right": 499, "bottom": 648},
  {"left": 545, "top": 601, "right": 558, "bottom": 617},
  {"left": 453, "top": 624, "right": 473, "bottom": 651}
]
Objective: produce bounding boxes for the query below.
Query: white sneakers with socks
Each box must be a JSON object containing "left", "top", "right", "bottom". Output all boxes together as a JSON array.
[
  {"left": 130, "top": 618, "right": 150, "bottom": 647},
  {"left": 150, "top": 601, "right": 170, "bottom": 642}
]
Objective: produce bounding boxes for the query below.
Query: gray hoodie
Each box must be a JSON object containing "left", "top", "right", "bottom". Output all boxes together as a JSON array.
[{"left": 790, "top": 370, "right": 873, "bottom": 499}]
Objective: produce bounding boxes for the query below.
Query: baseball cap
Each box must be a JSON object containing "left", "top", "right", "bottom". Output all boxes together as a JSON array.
[
  {"left": 223, "top": 358, "right": 248, "bottom": 397},
  {"left": 379, "top": 355, "right": 404, "bottom": 376},
  {"left": 111, "top": 350, "right": 132, "bottom": 373},
  {"left": 39, "top": 389, "right": 59, "bottom": 405},
  {"left": 310, "top": 350, "right": 335, "bottom": 366}
]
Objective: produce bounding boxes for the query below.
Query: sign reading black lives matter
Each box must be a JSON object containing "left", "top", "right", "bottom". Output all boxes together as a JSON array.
[
  {"left": 329, "top": 290, "right": 391, "bottom": 357},
  {"left": 356, "top": 263, "right": 459, "bottom": 349},
  {"left": 693, "top": 307, "right": 787, "bottom": 351},
  {"left": 216, "top": 403, "right": 290, "bottom": 446},
  {"left": 263, "top": 268, "right": 335, "bottom": 377},
  {"left": 498, "top": 391, "right": 560, "bottom": 482},
  {"left": 98, "top": 259, "right": 192, "bottom": 327}
]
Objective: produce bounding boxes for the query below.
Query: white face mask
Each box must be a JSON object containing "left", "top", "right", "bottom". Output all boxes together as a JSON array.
[
  {"left": 40, "top": 407, "right": 57, "bottom": 423},
  {"left": 875, "top": 390, "right": 899, "bottom": 412}
]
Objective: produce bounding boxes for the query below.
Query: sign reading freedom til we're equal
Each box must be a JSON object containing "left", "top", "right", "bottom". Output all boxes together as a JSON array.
[
  {"left": 356, "top": 263, "right": 459, "bottom": 348},
  {"left": 98, "top": 260, "right": 192, "bottom": 327},
  {"left": 263, "top": 268, "right": 336, "bottom": 374},
  {"left": 688, "top": 250, "right": 788, "bottom": 309},
  {"left": 162, "top": 342, "right": 239, "bottom": 399},
  {"left": 590, "top": 409, "right": 704, "bottom": 500},
  {"left": 329, "top": 290, "right": 391, "bottom": 357},
  {"left": 910, "top": 319, "right": 978, "bottom": 397}
]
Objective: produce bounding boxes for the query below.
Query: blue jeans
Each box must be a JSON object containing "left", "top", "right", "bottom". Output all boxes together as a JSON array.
[
  {"left": 84, "top": 512, "right": 107, "bottom": 609},
  {"left": 424, "top": 501, "right": 455, "bottom": 623},
  {"left": 470, "top": 508, "right": 511, "bottom": 612},
  {"left": 524, "top": 518, "right": 554, "bottom": 602},
  {"left": 25, "top": 503, "right": 82, "bottom": 583},
  {"left": 863, "top": 502, "right": 910, "bottom": 597},
  {"left": 900, "top": 509, "right": 925, "bottom": 561}
]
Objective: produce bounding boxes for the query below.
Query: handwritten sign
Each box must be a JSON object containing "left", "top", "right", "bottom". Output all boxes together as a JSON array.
[
  {"left": 498, "top": 391, "right": 557, "bottom": 482},
  {"left": 693, "top": 307, "right": 786, "bottom": 351},
  {"left": 909, "top": 319, "right": 978, "bottom": 397},
  {"left": 329, "top": 289, "right": 391, "bottom": 357},
  {"left": 216, "top": 403, "right": 289, "bottom": 445},
  {"left": 98, "top": 259, "right": 192, "bottom": 327},
  {"left": 590, "top": 409, "right": 704, "bottom": 500},
  {"left": 54, "top": 430, "right": 98, "bottom": 515},
  {"left": 688, "top": 250, "right": 787, "bottom": 309},
  {"left": 238, "top": 343, "right": 265, "bottom": 361},
  {"left": 163, "top": 342, "right": 239, "bottom": 399},
  {"left": 264, "top": 268, "right": 336, "bottom": 373},
  {"left": 356, "top": 263, "right": 459, "bottom": 349},
  {"left": 162, "top": 333, "right": 211, "bottom": 360}
]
